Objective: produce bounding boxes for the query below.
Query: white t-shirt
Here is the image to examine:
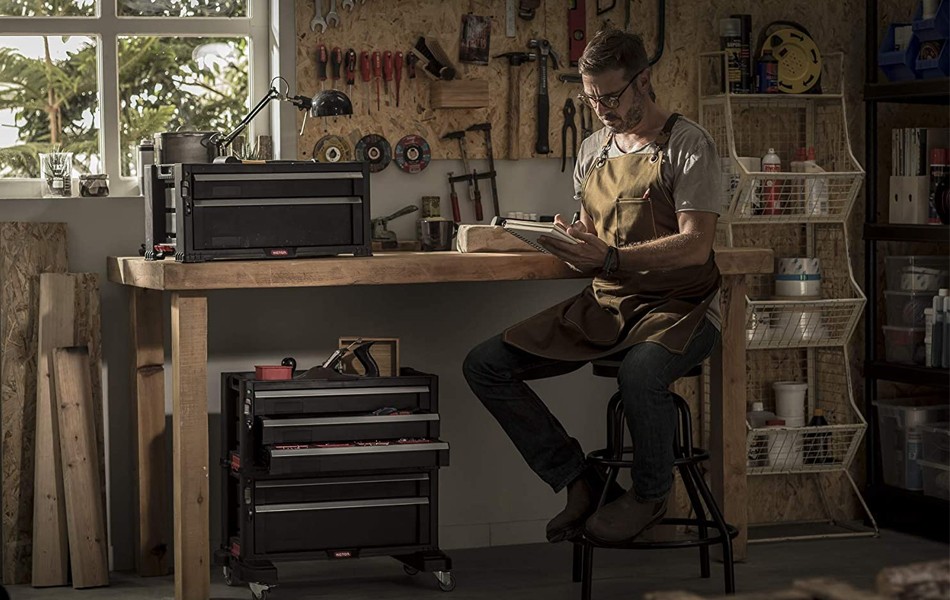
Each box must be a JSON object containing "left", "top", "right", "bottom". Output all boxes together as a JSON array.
[{"left": 572, "top": 116, "right": 723, "bottom": 328}]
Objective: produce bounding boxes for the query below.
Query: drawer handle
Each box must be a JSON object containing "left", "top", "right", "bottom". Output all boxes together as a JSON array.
[
  {"left": 255, "top": 386, "right": 429, "bottom": 399},
  {"left": 261, "top": 414, "right": 438, "bottom": 428},
  {"left": 256, "top": 497, "right": 429, "bottom": 513},
  {"left": 269, "top": 441, "right": 448, "bottom": 458},
  {"left": 256, "top": 473, "right": 429, "bottom": 489}
]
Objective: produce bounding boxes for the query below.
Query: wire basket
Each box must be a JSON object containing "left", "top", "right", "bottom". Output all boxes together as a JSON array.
[
  {"left": 745, "top": 347, "right": 866, "bottom": 475},
  {"left": 698, "top": 53, "right": 864, "bottom": 224}
]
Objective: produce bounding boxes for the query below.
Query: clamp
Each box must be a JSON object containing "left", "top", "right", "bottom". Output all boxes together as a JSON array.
[{"left": 561, "top": 99, "right": 577, "bottom": 173}]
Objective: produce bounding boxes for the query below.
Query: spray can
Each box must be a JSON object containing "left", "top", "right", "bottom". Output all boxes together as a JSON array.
[
  {"left": 730, "top": 14, "right": 752, "bottom": 93},
  {"left": 719, "top": 18, "right": 743, "bottom": 94},
  {"left": 756, "top": 48, "right": 779, "bottom": 93},
  {"left": 761, "top": 148, "right": 782, "bottom": 215}
]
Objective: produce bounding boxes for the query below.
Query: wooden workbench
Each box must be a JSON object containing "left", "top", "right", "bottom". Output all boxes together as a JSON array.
[{"left": 107, "top": 248, "right": 772, "bottom": 600}]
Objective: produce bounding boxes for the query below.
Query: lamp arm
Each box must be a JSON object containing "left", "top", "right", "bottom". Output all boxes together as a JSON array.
[{"left": 215, "top": 87, "right": 282, "bottom": 152}]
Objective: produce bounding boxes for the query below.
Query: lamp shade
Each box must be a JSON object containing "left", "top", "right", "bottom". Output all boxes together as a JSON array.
[{"left": 311, "top": 89, "right": 353, "bottom": 117}]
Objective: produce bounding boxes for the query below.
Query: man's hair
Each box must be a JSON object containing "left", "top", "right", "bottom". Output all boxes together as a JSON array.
[{"left": 578, "top": 29, "right": 650, "bottom": 80}]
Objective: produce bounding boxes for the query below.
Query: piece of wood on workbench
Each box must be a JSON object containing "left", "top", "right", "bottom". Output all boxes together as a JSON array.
[
  {"left": 130, "top": 287, "right": 169, "bottom": 577},
  {"left": 0, "top": 222, "right": 68, "bottom": 584},
  {"left": 50, "top": 346, "right": 108, "bottom": 589},
  {"left": 876, "top": 559, "right": 950, "bottom": 600},
  {"left": 457, "top": 224, "right": 535, "bottom": 253}
]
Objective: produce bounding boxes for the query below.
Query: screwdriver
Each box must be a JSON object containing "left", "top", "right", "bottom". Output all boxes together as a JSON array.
[
  {"left": 394, "top": 51, "right": 403, "bottom": 107},
  {"left": 372, "top": 50, "right": 381, "bottom": 112},
  {"left": 330, "top": 47, "right": 343, "bottom": 90},
  {"left": 382, "top": 50, "right": 393, "bottom": 103},
  {"left": 405, "top": 52, "right": 418, "bottom": 105},
  {"left": 344, "top": 48, "right": 357, "bottom": 100},
  {"left": 316, "top": 44, "right": 328, "bottom": 92},
  {"left": 359, "top": 51, "right": 371, "bottom": 114}
]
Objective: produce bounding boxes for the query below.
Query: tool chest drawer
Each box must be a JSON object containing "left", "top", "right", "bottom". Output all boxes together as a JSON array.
[
  {"left": 258, "top": 412, "right": 439, "bottom": 445},
  {"left": 265, "top": 441, "right": 449, "bottom": 476},
  {"left": 254, "top": 496, "right": 430, "bottom": 555},
  {"left": 254, "top": 472, "right": 431, "bottom": 505},
  {"left": 227, "top": 370, "right": 438, "bottom": 416}
]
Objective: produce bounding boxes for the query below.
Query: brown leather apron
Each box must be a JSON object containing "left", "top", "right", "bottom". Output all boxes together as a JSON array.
[{"left": 503, "top": 114, "right": 720, "bottom": 361}]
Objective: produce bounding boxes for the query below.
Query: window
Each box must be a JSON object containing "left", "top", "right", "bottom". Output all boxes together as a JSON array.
[{"left": 0, "top": 0, "right": 267, "bottom": 197}]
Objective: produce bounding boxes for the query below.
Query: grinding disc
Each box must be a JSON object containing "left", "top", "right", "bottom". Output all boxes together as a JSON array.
[
  {"left": 355, "top": 134, "right": 392, "bottom": 173},
  {"left": 312, "top": 135, "right": 352, "bottom": 163},
  {"left": 766, "top": 28, "right": 822, "bottom": 94},
  {"left": 394, "top": 134, "right": 432, "bottom": 174}
]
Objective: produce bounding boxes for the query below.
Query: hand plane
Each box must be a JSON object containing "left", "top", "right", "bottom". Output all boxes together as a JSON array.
[{"left": 283, "top": 338, "right": 380, "bottom": 380}]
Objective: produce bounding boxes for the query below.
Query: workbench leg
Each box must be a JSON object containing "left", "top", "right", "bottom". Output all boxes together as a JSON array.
[
  {"left": 709, "top": 275, "right": 748, "bottom": 562},
  {"left": 131, "top": 288, "right": 170, "bottom": 577},
  {"left": 171, "top": 292, "right": 210, "bottom": 600}
]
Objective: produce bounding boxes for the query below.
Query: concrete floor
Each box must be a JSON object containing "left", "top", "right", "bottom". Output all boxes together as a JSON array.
[{"left": 6, "top": 528, "right": 947, "bottom": 599}]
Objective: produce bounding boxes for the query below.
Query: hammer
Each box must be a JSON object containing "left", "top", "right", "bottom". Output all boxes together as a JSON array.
[
  {"left": 527, "top": 39, "right": 559, "bottom": 155},
  {"left": 494, "top": 52, "right": 535, "bottom": 160}
]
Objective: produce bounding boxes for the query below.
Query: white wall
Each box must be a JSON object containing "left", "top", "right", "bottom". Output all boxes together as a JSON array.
[{"left": 0, "top": 156, "right": 620, "bottom": 570}]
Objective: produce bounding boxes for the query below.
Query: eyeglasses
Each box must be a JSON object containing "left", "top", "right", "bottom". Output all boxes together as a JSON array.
[{"left": 577, "top": 75, "right": 637, "bottom": 109}]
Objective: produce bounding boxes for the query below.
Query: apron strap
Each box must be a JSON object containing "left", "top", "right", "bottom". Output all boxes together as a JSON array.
[
  {"left": 650, "top": 113, "right": 681, "bottom": 161},
  {"left": 595, "top": 132, "right": 614, "bottom": 169}
]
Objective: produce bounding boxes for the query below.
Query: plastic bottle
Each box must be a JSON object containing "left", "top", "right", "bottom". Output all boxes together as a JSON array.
[
  {"left": 933, "top": 290, "right": 947, "bottom": 368},
  {"left": 720, "top": 18, "right": 743, "bottom": 94},
  {"left": 761, "top": 148, "right": 782, "bottom": 215},
  {"left": 803, "top": 408, "right": 831, "bottom": 464},
  {"left": 803, "top": 146, "right": 829, "bottom": 216},
  {"left": 747, "top": 401, "right": 777, "bottom": 428},
  {"left": 790, "top": 148, "right": 807, "bottom": 213},
  {"left": 746, "top": 402, "right": 775, "bottom": 468}
]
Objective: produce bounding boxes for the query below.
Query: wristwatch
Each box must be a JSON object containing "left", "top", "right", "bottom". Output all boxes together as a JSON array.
[{"left": 602, "top": 245, "right": 619, "bottom": 277}]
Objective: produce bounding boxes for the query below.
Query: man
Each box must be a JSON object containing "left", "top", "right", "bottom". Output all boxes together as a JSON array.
[{"left": 462, "top": 28, "right": 723, "bottom": 544}]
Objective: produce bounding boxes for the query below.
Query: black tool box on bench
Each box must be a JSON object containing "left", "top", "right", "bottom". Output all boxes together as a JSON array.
[{"left": 215, "top": 368, "right": 454, "bottom": 598}]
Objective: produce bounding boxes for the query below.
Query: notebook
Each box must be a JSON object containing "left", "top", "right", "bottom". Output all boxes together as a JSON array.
[{"left": 498, "top": 218, "right": 579, "bottom": 252}]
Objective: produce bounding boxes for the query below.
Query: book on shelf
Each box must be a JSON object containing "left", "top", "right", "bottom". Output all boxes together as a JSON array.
[{"left": 498, "top": 218, "right": 579, "bottom": 252}]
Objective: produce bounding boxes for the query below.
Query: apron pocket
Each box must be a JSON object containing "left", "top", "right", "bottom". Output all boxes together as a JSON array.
[{"left": 615, "top": 197, "right": 658, "bottom": 245}]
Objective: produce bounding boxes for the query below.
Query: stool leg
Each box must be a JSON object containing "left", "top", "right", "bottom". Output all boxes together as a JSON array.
[
  {"left": 688, "top": 461, "right": 736, "bottom": 593},
  {"left": 581, "top": 541, "right": 594, "bottom": 600},
  {"left": 571, "top": 542, "right": 582, "bottom": 582},
  {"left": 678, "top": 463, "right": 710, "bottom": 579}
]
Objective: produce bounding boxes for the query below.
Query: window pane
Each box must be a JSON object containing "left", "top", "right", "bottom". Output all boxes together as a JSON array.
[
  {"left": 118, "top": 36, "right": 248, "bottom": 176},
  {"left": 118, "top": 0, "right": 246, "bottom": 17},
  {"left": 0, "top": 0, "right": 95, "bottom": 17},
  {"left": 0, "top": 36, "right": 100, "bottom": 178}
]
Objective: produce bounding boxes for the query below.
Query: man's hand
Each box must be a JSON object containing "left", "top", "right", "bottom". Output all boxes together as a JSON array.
[{"left": 538, "top": 213, "right": 609, "bottom": 274}]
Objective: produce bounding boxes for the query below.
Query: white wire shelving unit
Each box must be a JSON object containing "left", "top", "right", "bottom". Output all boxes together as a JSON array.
[{"left": 698, "top": 51, "right": 878, "bottom": 542}]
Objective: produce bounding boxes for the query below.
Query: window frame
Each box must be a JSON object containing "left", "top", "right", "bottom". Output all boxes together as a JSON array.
[{"left": 0, "top": 0, "right": 270, "bottom": 198}]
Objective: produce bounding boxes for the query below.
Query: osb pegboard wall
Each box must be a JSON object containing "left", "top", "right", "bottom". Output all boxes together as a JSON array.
[{"left": 295, "top": 0, "right": 586, "bottom": 161}]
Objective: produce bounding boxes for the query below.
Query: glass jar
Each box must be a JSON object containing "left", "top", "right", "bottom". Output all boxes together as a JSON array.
[{"left": 79, "top": 174, "right": 110, "bottom": 197}]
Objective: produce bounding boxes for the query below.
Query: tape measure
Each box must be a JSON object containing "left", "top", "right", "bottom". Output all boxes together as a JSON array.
[
  {"left": 355, "top": 134, "right": 392, "bottom": 173},
  {"left": 763, "top": 27, "right": 822, "bottom": 94},
  {"left": 394, "top": 135, "right": 431, "bottom": 174},
  {"left": 312, "top": 135, "right": 352, "bottom": 163}
]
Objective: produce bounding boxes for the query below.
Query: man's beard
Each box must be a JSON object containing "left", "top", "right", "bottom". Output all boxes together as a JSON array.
[{"left": 603, "top": 93, "right": 645, "bottom": 134}]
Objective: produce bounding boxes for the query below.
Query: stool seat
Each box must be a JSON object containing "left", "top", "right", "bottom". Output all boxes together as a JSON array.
[
  {"left": 571, "top": 363, "right": 736, "bottom": 600},
  {"left": 591, "top": 358, "right": 704, "bottom": 379}
]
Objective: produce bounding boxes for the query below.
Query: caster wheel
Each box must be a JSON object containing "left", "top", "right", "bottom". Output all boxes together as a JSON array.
[
  {"left": 249, "top": 582, "right": 272, "bottom": 600},
  {"left": 403, "top": 564, "right": 419, "bottom": 576},
  {"left": 223, "top": 565, "right": 238, "bottom": 586},
  {"left": 435, "top": 571, "right": 455, "bottom": 592}
]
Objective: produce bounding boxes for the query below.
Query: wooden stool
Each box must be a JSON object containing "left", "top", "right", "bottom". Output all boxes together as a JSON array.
[{"left": 571, "top": 359, "right": 738, "bottom": 599}]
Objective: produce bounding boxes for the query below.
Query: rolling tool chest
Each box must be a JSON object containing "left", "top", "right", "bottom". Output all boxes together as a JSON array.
[{"left": 216, "top": 368, "right": 454, "bottom": 599}]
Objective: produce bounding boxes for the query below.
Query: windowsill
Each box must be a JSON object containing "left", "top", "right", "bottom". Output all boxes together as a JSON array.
[{"left": 0, "top": 195, "right": 143, "bottom": 201}]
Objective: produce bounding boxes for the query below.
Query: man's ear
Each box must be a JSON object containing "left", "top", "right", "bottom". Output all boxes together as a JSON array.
[{"left": 637, "top": 67, "right": 652, "bottom": 94}]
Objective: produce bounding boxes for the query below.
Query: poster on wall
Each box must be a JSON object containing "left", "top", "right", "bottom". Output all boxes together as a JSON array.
[{"left": 459, "top": 13, "right": 491, "bottom": 65}]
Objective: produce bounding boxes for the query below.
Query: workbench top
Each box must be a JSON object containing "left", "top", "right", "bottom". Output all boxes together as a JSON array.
[{"left": 107, "top": 247, "right": 773, "bottom": 291}]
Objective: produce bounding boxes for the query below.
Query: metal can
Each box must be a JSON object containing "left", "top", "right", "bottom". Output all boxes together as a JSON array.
[{"left": 756, "top": 50, "right": 779, "bottom": 94}]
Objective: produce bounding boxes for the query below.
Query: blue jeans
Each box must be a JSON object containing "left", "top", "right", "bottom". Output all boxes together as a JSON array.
[{"left": 462, "top": 318, "right": 720, "bottom": 501}]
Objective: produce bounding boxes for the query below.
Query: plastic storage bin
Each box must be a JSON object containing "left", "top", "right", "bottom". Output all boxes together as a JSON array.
[
  {"left": 883, "top": 325, "right": 927, "bottom": 364},
  {"left": 916, "top": 40, "right": 950, "bottom": 79},
  {"left": 885, "top": 290, "right": 937, "bottom": 328},
  {"left": 874, "top": 399, "right": 949, "bottom": 490},
  {"left": 920, "top": 422, "right": 950, "bottom": 463},
  {"left": 884, "top": 256, "right": 950, "bottom": 291},
  {"left": 912, "top": 0, "right": 949, "bottom": 42},
  {"left": 918, "top": 459, "right": 950, "bottom": 500},
  {"left": 878, "top": 23, "right": 920, "bottom": 81}
]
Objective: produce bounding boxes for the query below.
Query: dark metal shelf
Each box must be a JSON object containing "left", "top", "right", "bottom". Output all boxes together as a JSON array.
[
  {"left": 864, "top": 79, "right": 950, "bottom": 104},
  {"left": 867, "top": 483, "right": 949, "bottom": 543},
  {"left": 864, "top": 223, "right": 950, "bottom": 242},
  {"left": 865, "top": 361, "right": 950, "bottom": 387}
]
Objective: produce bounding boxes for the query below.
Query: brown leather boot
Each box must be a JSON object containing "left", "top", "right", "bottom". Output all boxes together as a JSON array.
[
  {"left": 546, "top": 471, "right": 624, "bottom": 543},
  {"left": 583, "top": 488, "right": 668, "bottom": 544}
]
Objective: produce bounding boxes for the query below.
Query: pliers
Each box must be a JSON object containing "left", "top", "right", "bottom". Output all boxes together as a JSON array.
[
  {"left": 561, "top": 98, "right": 577, "bottom": 173},
  {"left": 579, "top": 101, "right": 593, "bottom": 142}
]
